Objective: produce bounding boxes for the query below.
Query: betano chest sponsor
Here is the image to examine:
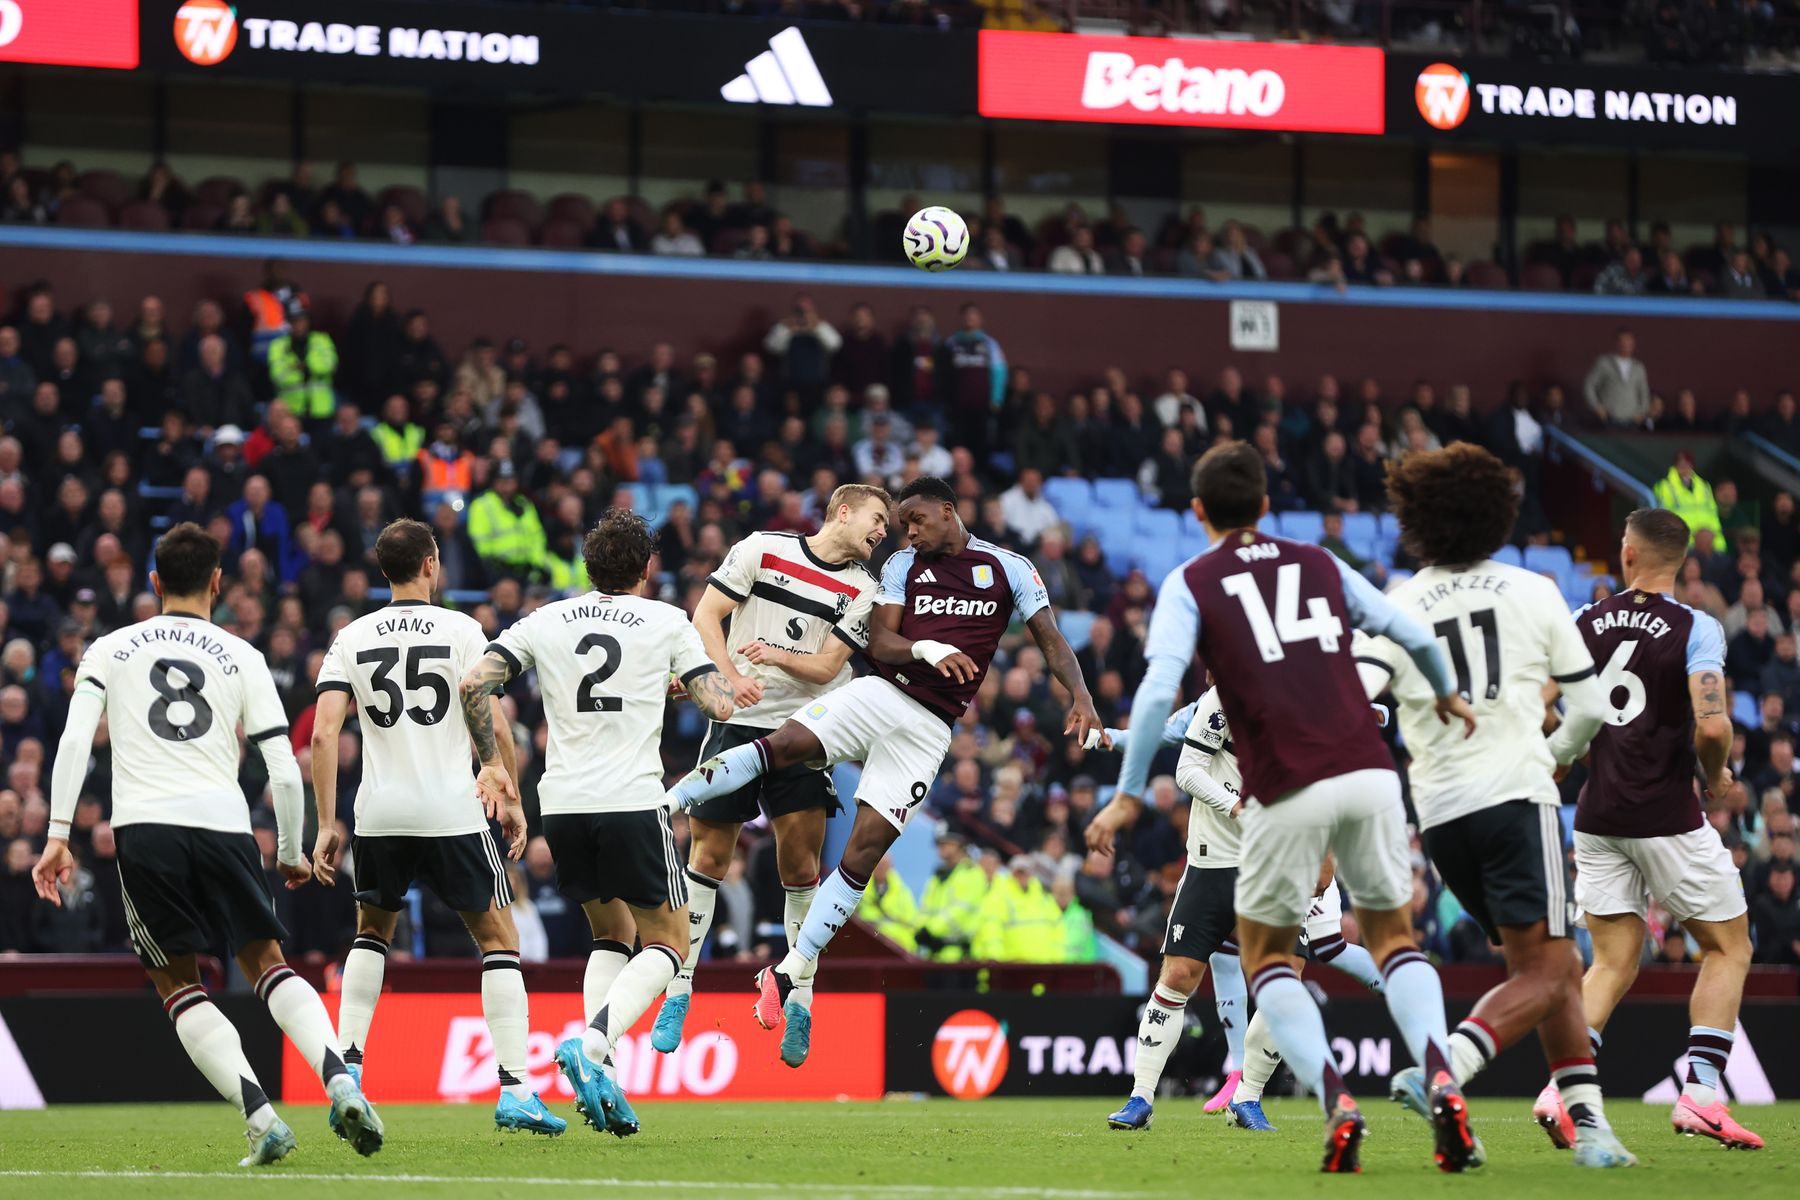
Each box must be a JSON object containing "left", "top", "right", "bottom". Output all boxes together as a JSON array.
[{"left": 281, "top": 992, "right": 884, "bottom": 1103}]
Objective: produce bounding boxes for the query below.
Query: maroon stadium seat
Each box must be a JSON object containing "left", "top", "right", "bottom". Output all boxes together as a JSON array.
[
  {"left": 379, "top": 185, "right": 429, "bottom": 230},
  {"left": 545, "top": 194, "right": 596, "bottom": 228},
  {"left": 180, "top": 203, "right": 223, "bottom": 231},
  {"left": 116, "top": 200, "right": 171, "bottom": 231},
  {"left": 77, "top": 169, "right": 132, "bottom": 210},
  {"left": 1240, "top": 225, "right": 1268, "bottom": 252},
  {"left": 484, "top": 189, "right": 542, "bottom": 231},
  {"left": 195, "top": 176, "right": 242, "bottom": 209},
  {"left": 538, "top": 218, "right": 586, "bottom": 249},
  {"left": 1570, "top": 262, "right": 1601, "bottom": 292},
  {"left": 482, "top": 217, "right": 532, "bottom": 246},
  {"left": 1466, "top": 260, "right": 1511, "bottom": 289},
  {"left": 55, "top": 195, "right": 112, "bottom": 228},
  {"left": 1521, "top": 263, "right": 1566, "bottom": 292},
  {"left": 1261, "top": 250, "right": 1297, "bottom": 280},
  {"left": 711, "top": 227, "right": 747, "bottom": 256}
]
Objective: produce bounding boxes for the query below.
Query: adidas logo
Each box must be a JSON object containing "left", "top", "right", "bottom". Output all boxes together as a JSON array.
[
  {"left": 916, "top": 569, "right": 938, "bottom": 584},
  {"left": 773, "top": 574, "right": 791, "bottom": 586},
  {"left": 720, "top": 28, "right": 833, "bottom": 107}
]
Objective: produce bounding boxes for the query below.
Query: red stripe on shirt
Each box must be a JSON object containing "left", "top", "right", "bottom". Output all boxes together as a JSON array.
[{"left": 760, "top": 553, "right": 861, "bottom": 597}]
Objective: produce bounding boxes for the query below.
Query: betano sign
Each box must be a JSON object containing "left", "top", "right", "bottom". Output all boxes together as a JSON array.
[
  {"left": 0, "top": 0, "right": 138, "bottom": 69},
  {"left": 978, "top": 31, "right": 1385, "bottom": 134},
  {"left": 279, "top": 992, "right": 886, "bottom": 1104}
]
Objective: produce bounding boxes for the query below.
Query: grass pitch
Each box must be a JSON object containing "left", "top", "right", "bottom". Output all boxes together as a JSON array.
[{"left": 0, "top": 1098, "right": 1791, "bottom": 1199}]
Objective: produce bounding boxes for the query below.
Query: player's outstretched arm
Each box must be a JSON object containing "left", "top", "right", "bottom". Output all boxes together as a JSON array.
[
  {"left": 34, "top": 684, "right": 104, "bottom": 907},
  {"left": 459, "top": 651, "right": 520, "bottom": 808},
  {"left": 684, "top": 668, "right": 736, "bottom": 722},
  {"left": 1024, "top": 607, "right": 1103, "bottom": 747},
  {"left": 309, "top": 688, "right": 350, "bottom": 885},
  {"left": 1690, "top": 668, "right": 1734, "bottom": 799},
  {"left": 490, "top": 695, "right": 527, "bottom": 859}
]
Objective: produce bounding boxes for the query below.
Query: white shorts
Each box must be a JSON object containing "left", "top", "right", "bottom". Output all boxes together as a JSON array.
[
  {"left": 1235, "top": 768, "right": 1411, "bottom": 928},
  {"left": 1574, "top": 826, "right": 1746, "bottom": 924},
  {"left": 791, "top": 676, "right": 954, "bottom": 833},
  {"left": 1299, "top": 880, "right": 1346, "bottom": 948}
]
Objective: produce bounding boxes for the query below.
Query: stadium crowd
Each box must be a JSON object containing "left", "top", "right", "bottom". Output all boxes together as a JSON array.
[
  {"left": 0, "top": 266, "right": 1795, "bottom": 975},
  {"left": 5, "top": 152, "right": 1797, "bottom": 301}
]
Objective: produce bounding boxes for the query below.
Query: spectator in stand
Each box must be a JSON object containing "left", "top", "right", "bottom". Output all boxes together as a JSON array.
[
  {"left": 1652, "top": 450, "right": 1724, "bottom": 549},
  {"left": 321, "top": 161, "right": 374, "bottom": 232},
  {"left": 267, "top": 302, "right": 339, "bottom": 433},
  {"left": 0, "top": 327, "right": 33, "bottom": 415},
  {"left": 1305, "top": 429, "right": 1358, "bottom": 513},
  {"left": 1139, "top": 427, "right": 1192, "bottom": 511},
  {"left": 1764, "top": 633, "right": 1800, "bottom": 714},
  {"left": 225, "top": 474, "right": 299, "bottom": 584},
  {"left": 1104, "top": 229, "right": 1154, "bottom": 277},
  {"left": 254, "top": 191, "right": 307, "bottom": 238},
  {"left": 311, "top": 198, "right": 356, "bottom": 239},
  {"left": 342, "top": 281, "right": 403, "bottom": 407},
  {"left": 378, "top": 204, "right": 414, "bottom": 246},
  {"left": 1207, "top": 221, "right": 1267, "bottom": 281},
  {"left": 176, "top": 334, "right": 254, "bottom": 436},
  {"left": 1751, "top": 863, "right": 1800, "bottom": 965},
  {"left": 851, "top": 413, "right": 904, "bottom": 487},
  {"left": 453, "top": 338, "right": 505, "bottom": 411},
  {"left": 216, "top": 192, "right": 257, "bottom": 234},
  {"left": 1175, "top": 230, "right": 1225, "bottom": 280},
  {"left": 1, "top": 176, "right": 47, "bottom": 224},
  {"left": 421, "top": 195, "right": 469, "bottom": 244},
  {"left": 938, "top": 304, "right": 1007, "bottom": 460},
  {"left": 1763, "top": 248, "right": 1800, "bottom": 300},
  {"left": 999, "top": 468, "right": 1061, "bottom": 548},
  {"left": 590, "top": 198, "right": 647, "bottom": 253},
  {"left": 1594, "top": 246, "right": 1648, "bottom": 296},
  {"left": 1730, "top": 608, "right": 1778, "bottom": 689},
  {"left": 763, "top": 293, "right": 840, "bottom": 400},
  {"left": 1724, "top": 576, "right": 1782, "bottom": 639},
  {"left": 651, "top": 209, "right": 704, "bottom": 256},
  {"left": 732, "top": 224, "right": 772, "bottom": 261},
  {"left": 1014, "top": 392, "right": 1080, "bottom": 477},
  {"left": 971, "top": 227, "right": 1023, "bottom": 272},
  {"left": 1341, "top": 233, "right": 1392, "bottom": 286},
  {"left": 1049, "top": 227, "right": 1104, "bottom": 275},
  {"left": 466, "top": 460, "right": 546, "bottom": 582},
  {"left": 1582, "top": 326, "right": 1650, "bottom": 428},
  {"left": 836, "top": 303, "right": 888, "bottom": 394},
  {"left": 1721, "top": 250, "right": 1763, "bottom": 299},
  {"left": 1648, "top": 249, "right": 1698, "bottom": 295}
]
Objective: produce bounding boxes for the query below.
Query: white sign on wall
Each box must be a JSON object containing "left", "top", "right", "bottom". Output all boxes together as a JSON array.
[{"left": 1229, "top": 300, "right": 1279, "bottom": 351}]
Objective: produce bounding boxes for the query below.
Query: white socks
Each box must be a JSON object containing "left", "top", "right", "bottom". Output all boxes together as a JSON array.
[
  {"left": 668, "top": 870, "right": 721, "bottom": 1000},
  {"left": 1130, "top": 985, "right": 1190, "bottom": 1101},
  {"left": 1232, "top": 1007, "right": 1281, "bottom": 1103},
  {"left": 336, "top": 932, "right": 388, "bottom": 1068},
  {"left": 256, "top": 963, "right": 351, "bottom": 1090},
  {"left": 582, "top": 945, "right": 681, "bottom": 1065},
  {"left": 481, "top": 949, "right": 532, "bottom": 1099},
  {"left": 1207, "top": 950, "right": 1246, "bottom": 1071},
  {"left": 167, "top": 985, "right": 276, "bottom": 1133},
  {"left": 585, "top": 939, "right": 631, "bottom": 1080},
  {"left": 784, "top": 878, "right": 820, "bottom": 1008}
]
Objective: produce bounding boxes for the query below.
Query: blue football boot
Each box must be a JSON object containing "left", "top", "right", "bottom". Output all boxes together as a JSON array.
[
  {"left": 325, "top": 1074, "right": 384, "bottom": 1157},
  {"left": 1107, "top": 1095, "right": 1154, "bottom": 1130},
  {"left": 1227, "top": 1100, "right": 1278, "bottom": 1131},
  {"left": 555, "top": 1038, "right": 610, "bottom": 1133},
  {"left": 652, "top": 993, "right": 689, "bottom": 1054},
  {"left": 495, "top": 1091, "right": 567, "bottom": 1136},
  {"left": 780, "top": 1000, "right": 812, "bottom": 1068},
  {"left": 239, "top": 1117, "right": 296, "bottom": 1167}
]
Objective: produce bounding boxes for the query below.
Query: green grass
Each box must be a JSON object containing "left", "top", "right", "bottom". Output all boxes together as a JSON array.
[{"left": 0, "top": 1099, "right": 1792, "bottom": 1199}]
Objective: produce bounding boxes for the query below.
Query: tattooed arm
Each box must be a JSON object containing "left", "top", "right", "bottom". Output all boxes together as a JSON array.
[
  {"left": 460, "top": 651, "right": 520, "bottom": 808},
  {"left": 1689, "top": 668, "right": 1733, "bottom": 800},
  {"left": 1025, "top": 607, "right": 1103, "bottom": 749},
  {"left": 683, "top": 667, "right": 736, "bottom": 723}
]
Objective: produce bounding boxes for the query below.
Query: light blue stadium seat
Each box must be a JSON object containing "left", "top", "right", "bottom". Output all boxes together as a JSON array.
[
  {"left": 1340, "top": 512, "right": 1377, "bottom": 545},
  {"left": 1043, "top": 476, "right": 1092, "bottom": 515},
  {"left": 1734, "top": 690, "right": 1760, "bottom": 728},
  {"left": 1377, "top": 512, "right": 1400, "bottom": 541},
  {"left": 1137, "top": 539, "right": 1183, "bottom": 585},
  {"left": 1256, "top": 514, "right": 1278, "bottom": 536},
  {"left": 1492, "top": 544, "right": 1523, "bottom": 567},
  {"left": 1092, "top": 478, "right": 1139, "bottom": 509},
  {"left": 1134, "top": 508, "right": 1180, "bottom": 541},
  {"left": 1523, "top": 544, "right": 1574, "bottom": 578},
  {"left": 556, "top": 447, "right": 584, "bottom": 475},
  {"left": 1347, "top": 535, "right": 1381, "bottom": 563},
  {"left": 1059, "top": 610, "right": 1097, "bottom": 652},
  {"left": 421, "top": 489, "right": 469, "bottom": 521},
  {"left": 1278, "top": 511, "right": 1324, "bottom": 543},
  {"left": 655, "top": 482, "right": 699, "bottom": 515}
]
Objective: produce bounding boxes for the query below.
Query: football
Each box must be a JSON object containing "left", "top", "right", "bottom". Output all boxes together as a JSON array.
[{"left": 903, "top": 205, "right": 970, "bottom": 271}]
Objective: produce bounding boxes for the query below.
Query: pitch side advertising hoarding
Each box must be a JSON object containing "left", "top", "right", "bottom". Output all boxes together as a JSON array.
[
  {"left": 278, "top": 993, "right": 885, "bottom": 1104},
  {"left": 121, "top": 0, "right": 978, "bottom": 112},
  {"left": 977, "top": 30, "right": 1386, "bottom": 135},
  {"left": 1391, "top": 54, "right": 1798, "bottom": 153},
  {"left": 0, "top": 0, "right": 139, "bottom": 69}
]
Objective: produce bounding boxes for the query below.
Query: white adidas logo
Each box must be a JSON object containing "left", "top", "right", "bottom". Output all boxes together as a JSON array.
[
  {"left": 916, "top": 569, "right": 938, "bottom": 584},
  {"left": 720, "top": 27, "right": 833, "bottom": 107}
]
